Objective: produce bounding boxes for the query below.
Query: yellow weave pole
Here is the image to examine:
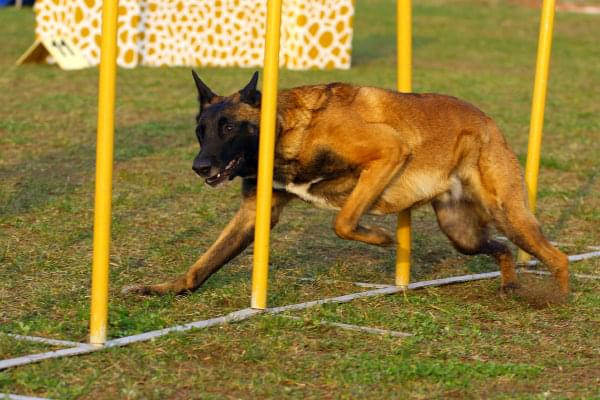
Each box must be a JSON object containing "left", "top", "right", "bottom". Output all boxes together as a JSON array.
[
  {"left": 251, "top": 0, "right": 282, "bottom": 310},
  {"left": 89, "top": 0, "right": 120, "bottom": 345},
  {"left": 518, "top": 0, "right": 555, "bottom": 263},
  {"left": 396, "top": 0, "right": 412, "bottom": 288}
]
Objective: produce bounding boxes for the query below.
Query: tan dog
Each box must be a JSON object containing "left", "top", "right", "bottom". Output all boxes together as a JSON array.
[{"left": 123, "top": 72, "right": 569, "bottom": 296}]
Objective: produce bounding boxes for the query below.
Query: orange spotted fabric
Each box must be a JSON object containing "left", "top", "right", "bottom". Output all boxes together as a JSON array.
[{"left": 34, "top": 0, "right": 355, "bottom": 69}]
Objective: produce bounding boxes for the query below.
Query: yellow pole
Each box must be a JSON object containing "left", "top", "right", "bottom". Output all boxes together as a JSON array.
[
  {"left": 251, "top": 0, "right": 282, "bottom": 310},
  {"left": 518, "top": 0, "right": 555, "bottom": 262},
  {"left": 89, "top": 0, "right": 119, "bottom": 345},
  {"left": 396, "top": 0, "right": 412, "bottom": 288}
]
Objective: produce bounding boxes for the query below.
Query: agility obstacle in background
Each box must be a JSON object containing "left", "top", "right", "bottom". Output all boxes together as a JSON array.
[
  {"left": 4, "top": 0, "right": 600, "bottom": 371},
  {"left": 27, "top": 0, "right": 354, "bottom": 70}
]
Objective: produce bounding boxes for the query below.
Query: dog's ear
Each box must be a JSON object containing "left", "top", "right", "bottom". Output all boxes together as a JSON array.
[
  {"left": 239, "top": 71, "right": 261, "bottom": 107},
  {"left": 192, "top": 70, "right": 216, "bottom": 108}
]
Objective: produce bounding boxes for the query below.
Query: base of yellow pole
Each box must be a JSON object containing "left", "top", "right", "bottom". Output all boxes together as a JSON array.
[
  {"left": 90, "top": 310, "right": 108, "bottom": 345},
  {"left": 517, "top": 249, "right": 532, "bottom": 263},
  {"left": 395, "top": 210, "right": 411, "bottom": 288}
]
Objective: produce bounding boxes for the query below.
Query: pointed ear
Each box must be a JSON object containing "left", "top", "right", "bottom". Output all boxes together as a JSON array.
[
  {"left": 192, "top": 70, "right": 216, "bottom": 107},
  {"left": 239, "top": 71, "right": 261, "bottom": 107}
]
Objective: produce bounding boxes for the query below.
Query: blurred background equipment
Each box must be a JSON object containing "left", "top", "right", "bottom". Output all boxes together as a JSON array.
[{"left": 22, "top": 0, "right": 355, "bottom": 70}]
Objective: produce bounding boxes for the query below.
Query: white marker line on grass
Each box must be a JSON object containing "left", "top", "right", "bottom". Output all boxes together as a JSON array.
[
  {"left": 0, "top": 346, "right": 99, "bottom": 371},
  {"left": 0, "top": 271, "right": 497, "bottom": 370},
  {"left": 0, "top": 394, "right": 52, "bottom": 400},
  {"left": 299, "top": 277, "right": 393, "bottom": 289},
  {"left": 408, "top": 271, "right": 501, "bottom": 289},
  {"left": 352, "top": 281, "right": 394, "bottom": 288},
  {"left": 521, "top": 250, "right": 600, "bottom": 266},
  {"left": 105, "top": 308, "right": 261, "bottom": 347},
  {"left": 495, "top": 236, "right": 565, "bottom": 247},
  {"left": 3, "top": 250, "right": 600, "bottom": 371},
  {"left": 521, "top": 269, "right": 600, "bottom": 280},
  {"left": 0, "top": 309, "right": 261, "bottom": 371},
  {"left": 4, "top": 334, "right": 90, "bottom": 348},
  {"left": 281, "top": 315, "right": 412, "bottom": 338},
  {"left": 267, "top": 286, "right": 403, "bottom": 313}
]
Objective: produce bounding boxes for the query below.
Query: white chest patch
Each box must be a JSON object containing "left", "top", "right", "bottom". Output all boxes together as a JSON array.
[{"left": 273, "top": 178, "right": 339, "bottom": 210}]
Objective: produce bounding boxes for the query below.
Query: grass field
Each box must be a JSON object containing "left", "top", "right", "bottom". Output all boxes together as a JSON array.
[{"left": 1, "top": 0, "right": 600, "bottom": 398}]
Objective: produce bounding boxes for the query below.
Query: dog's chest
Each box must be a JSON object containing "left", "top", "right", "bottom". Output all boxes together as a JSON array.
[{"left": 273, "top": 178, "right": 339, "bottom": 210}]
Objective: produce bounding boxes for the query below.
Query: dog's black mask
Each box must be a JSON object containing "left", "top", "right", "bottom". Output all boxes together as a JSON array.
[{"left": 191, "top": 71, "right": 262, "bottom": 187}]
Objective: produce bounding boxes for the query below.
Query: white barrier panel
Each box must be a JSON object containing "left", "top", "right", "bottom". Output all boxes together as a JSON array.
[{"left": 32, "top": 0, "right": 354, "bottom": 70}]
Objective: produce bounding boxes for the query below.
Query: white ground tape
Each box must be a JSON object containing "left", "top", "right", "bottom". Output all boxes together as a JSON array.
[
  {"left": 0, "top": 270, "right": 497, "bottom": 370},
  {"left": 0, "top": 394, "right": 51, "bottom": 400},
  {"left": 494, "top": 236, "right": 564, "bottom": 247},
  {"left": 565, "top": 250, "right": 600, "bottom": 263},
  {"left": 523, "top": 250, "right": 600, "bottom": 266},
  {"left": 299, "top": 277, "right": 392, "bottom": 289},
  {"left": 4, "top": 334, "right": 89, "bottom": 348},
  {"left": 352, "top": 281, "right": 394, "bottom": 288},
  {"left": 281, "top": 315, "right": 412, "bottom": 338},
  {"left": 3, "top": 249, "right": 600, "bottom": 371},
  {"left": 408, "top": 271, "right": 501, "bottom": 289},
  {"left": 105, "top": 308, "right": 261, "bottom": 347},
  {"left": 521, "top": 269, "right": 600, "bottom": 280},
  {"left": 0, "top": 309, "right": 261, "bottom": 371},
  {"left": 0, "top": 346, "right": 98, "bottom": 371},
  {"left": 267, "top": 286, "right": 403, "bottom": 314}
]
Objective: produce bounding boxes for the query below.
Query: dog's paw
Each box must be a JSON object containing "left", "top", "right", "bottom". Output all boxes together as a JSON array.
[
  {"left": 499, "top": 281, "right": 521, "bottom": 294},
  {"left": 366, "top": 226, "right": 395, "bottom": 246},
  {"left": 121, "top": 284, "right": 153, "bottom": 296}
]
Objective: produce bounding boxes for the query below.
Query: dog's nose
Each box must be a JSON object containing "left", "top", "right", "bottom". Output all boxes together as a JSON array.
[{"left": 192, "top": 160, "right": 212, "bottom": 176}]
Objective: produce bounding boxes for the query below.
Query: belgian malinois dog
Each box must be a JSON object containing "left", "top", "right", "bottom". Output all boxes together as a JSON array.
[{"left": 122, "top": 72, "right": 569, "bottom": 296}]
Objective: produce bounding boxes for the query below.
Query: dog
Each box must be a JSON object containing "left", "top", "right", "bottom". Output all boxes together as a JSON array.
[{"left": 122, "top": 71, "right": 569, "bottom": 296}]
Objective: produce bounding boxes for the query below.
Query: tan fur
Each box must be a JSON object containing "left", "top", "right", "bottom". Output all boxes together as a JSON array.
[{"left": 123, "top": 82, "right": 569, "bottom": 297}]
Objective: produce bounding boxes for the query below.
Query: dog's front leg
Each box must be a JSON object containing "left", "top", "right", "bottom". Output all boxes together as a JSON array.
[
  {"left": 333, "top": 139, "right": 409, "bottom": 246},
  {"left": 123, "top": 182, "right": 292, "bottom": 296}
]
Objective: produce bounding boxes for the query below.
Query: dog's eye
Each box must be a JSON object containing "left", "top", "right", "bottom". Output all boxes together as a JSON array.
[{"left": 224, "top": 124, "right": 235, "bottom": 133}]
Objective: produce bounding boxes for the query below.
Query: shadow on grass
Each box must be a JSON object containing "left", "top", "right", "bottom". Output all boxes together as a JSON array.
[
  {"left": 0, "top": 119, "right": 191, "bottom": 218},
  {"left": 0, "top": 142, "right": 95, "bottom": 216},
  {"left": 550, "top": 171, "right": 597, "bottom": 236},
  {"left": 512, "top": 275, "right": 570, "bottom": 309}
]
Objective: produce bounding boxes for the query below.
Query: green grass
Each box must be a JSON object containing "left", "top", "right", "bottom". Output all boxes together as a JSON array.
[{"left": 1, "top": 1, "right": 600, "bottom": 398}]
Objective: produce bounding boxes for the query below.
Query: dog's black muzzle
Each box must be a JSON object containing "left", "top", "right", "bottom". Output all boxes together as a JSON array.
[{"left": 192, "top": 157, "right": 212, "bottom": 177}]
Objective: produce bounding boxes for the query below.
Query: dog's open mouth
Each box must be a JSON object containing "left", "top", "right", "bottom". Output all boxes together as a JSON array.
[{"left": 205, "top": 156, "right": 243, "bottom": 187}]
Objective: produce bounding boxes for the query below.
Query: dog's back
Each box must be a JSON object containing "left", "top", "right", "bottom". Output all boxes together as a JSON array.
[{"left": 276, "top": 83, "right": 499, "bottom": 210}]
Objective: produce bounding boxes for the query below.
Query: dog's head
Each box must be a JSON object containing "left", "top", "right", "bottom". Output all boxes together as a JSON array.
[{"left": 191, "top": 71, "right": 262, "bottom": 186}]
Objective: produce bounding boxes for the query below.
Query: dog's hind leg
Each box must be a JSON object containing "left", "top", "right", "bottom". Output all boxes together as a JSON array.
[
  {"left": 488, "top": 197, "right": 569, "bottom": 295},
  {"left": 432, "top": 197, "right": 519, "bottom": 290},
  {"left": 476, "top": 127, "right": 569, "bottom": 295},
  {"left": 122, "top": 181, "right": 292, "bottom": 295}
]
